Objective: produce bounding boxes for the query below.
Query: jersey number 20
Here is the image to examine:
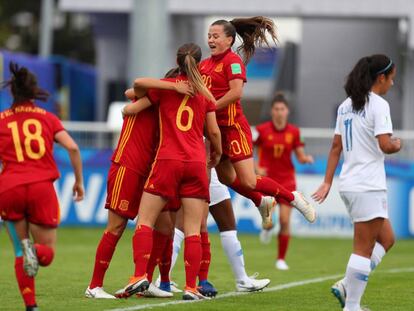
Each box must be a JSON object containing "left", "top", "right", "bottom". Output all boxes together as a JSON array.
[
  {"left": 7, "top": 119, "right": 46, "bottom": 162},
  {"left": 176, "top": 95, "right": 194, "bottom": 132}
]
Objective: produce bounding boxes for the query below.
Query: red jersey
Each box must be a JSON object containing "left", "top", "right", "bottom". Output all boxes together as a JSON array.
[
  {"left": 200, "top": 49, "right": 247, "bottom": 127},
  {"left": 146, "top": 75, "right": 216, "bottom": 163},
  {"left": 255, "top": 122, "right": 304, "bottom": 189},
  {"left": 0, "top": 102, "right": 64, "bottom": 194},
  {"left": 111, "top": 105, "right": 158, "bottom": 176}
]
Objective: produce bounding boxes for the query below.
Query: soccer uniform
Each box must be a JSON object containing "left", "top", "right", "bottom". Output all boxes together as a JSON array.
[
  {"left": 254, "top": 122, "right": 304, "bottom": 199},
  {"left": 335, "top": 92, "right": 393, "bottom": 222},
  {"left": 0, "top": 102, "right": 64, "bottom": 227},
  {"left": 209, "top": 168, "right": 231, "bottom": 206},
  {"left": 145, "top": 75, "right": 216, "bottom": 202},
  {"left": 200, "top": 49, "right": 252, "bottom": 163}
]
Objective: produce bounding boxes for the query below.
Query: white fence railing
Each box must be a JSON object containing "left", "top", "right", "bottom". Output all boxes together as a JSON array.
[{"left": 62, "top": 121, "right": 414, "bottom": 161}]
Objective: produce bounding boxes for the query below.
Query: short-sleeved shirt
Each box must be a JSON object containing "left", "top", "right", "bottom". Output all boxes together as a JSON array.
[
  {"left": 0, "top": 102, "right": 64, "bottom": 194},
  {"left": 146, "top": 75, "right": 216, "bottom": 164},
  {"left": 335, "top": 92, "right": 393, "bottom": 192},
  {"left": 111, "top": 104, "right": 159, "bottom": 176},
  {"left": 254, "top": 122, "right": 303, "bottom": 189},
  {"left": 200, "top": 49, "right": 247, "bottom": 127}
]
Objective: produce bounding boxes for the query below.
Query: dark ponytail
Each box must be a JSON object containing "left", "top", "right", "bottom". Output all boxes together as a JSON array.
[
  {"left": 212, "top": 16, "right": 277, "bottom": 64},
  {"left": 2, "top": 62, "right": 49, "bottom": 106},
  {"left": 344, "top": 54, "right": 394, "bottom": 112}
]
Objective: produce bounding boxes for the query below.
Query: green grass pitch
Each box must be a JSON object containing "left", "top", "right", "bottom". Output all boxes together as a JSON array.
[{"left": 0, "top": 227, "right": 413, "bottom": 311}]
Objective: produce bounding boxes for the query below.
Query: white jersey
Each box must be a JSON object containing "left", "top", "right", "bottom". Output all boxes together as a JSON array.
[{"left": 335, "top": 92, "right": 393, "bottom": 192}]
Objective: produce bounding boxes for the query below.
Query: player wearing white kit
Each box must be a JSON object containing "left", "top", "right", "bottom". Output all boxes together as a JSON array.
[
  {"left": 159, "top": 168, "right": 270, "bottom": 293},
  {"left": 313, "top": 54, "right": 401, "bottom": 311}
]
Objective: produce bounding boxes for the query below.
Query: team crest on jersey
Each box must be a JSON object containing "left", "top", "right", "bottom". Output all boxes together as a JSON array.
[
  {"left": 267, "top": 134, "right": 273, "bottom": 140},
  {"left": 214, "top": 63, "right": 223, "bottom": 72},
  {"left": 285, "top": 133, "right": 293, "bottom": 144},
  {"left": 119, "top": 200, "right": 129, "bottom": 211}
]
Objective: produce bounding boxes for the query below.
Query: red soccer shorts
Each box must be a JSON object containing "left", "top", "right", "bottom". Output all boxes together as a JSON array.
[
  {"left": 220, "top": 115, "right": 253, "bottom": 163},
  {"left": 0, "top": 180, "right": 60, "bottom": 228},
  {"left": 145, "top": 159, "right": 209, "bottom": 202},
  {"left": 162, "top": 196, "right": 181, "bottom": 212},
  {"left": 105, "top": 163, "right": 146, "bottom": 220}
]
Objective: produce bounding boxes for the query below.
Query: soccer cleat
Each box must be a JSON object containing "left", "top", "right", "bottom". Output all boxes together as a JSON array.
[
  {"left": 236, "top": 274, "right": 271, "bottom": 292},
  {"left": 258, "top": 196, "right": 275, "bottom": 230},
  {"left": 85, "top": 286, "right": 116, "bottom": 299},
  {"left": 114, "top": 276, "right": 149, "bottom": 298},
  {"left": 21, "top": 239, "right": 39, "bottom": 277},
  {"left": 138, "top": 283, "right": 173, "bottom": 298},
  {"left": 182, "top": 287, "right": 211, "bottom": 300},
  {"left": 155, "top": 276, "right": 182, "bottom": 293},
  {"left": 290, "top": 191, "right": 316, "bottom": 223},
  {"left": 343, "top": 308, "right": 370, "bottom": 311},
  {"left": 159, "top": 281, "right": 171, "bottom": 292},
  {"left": 198, "top": 280, "right": 218, "bottom": 297},
  {"left": 331, "top": 278, "right": 346, "bottom": 308},
  {"left": 26, "top": 306, "right": 39, "bottom": 311},
  {"left": 275, "top": 259, "right": 289, "bottom": 270},
  {"left": 259, "top": 228, "right": 273, "bottom": 244}
]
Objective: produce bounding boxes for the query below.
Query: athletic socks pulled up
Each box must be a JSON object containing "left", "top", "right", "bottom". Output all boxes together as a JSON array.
[
  {"left": 344, "top": 254, "right": 371, "bottom": 311},
  {"left": 277, "top": 234, "right": 290, "bottom": 260},
  {"left": 15, "top": 256, "right": 36, "bottom": 307},
  {"left": 220, "top": 230, "right": 249, "bottom": 283},
  {"left": 146, "top": 230, "right": 169, "bottom": 283},
  {"left": 198, "top": 232, "right": 211, "bottom": 282},
  {"left": 133, "top": 225, "right": 153, "bottom": 278},
  {"left": 184, "top": 235, "right": 202, "bottom": 289}
]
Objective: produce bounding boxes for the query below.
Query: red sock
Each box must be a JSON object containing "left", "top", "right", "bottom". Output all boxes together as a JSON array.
[
  {"left": 89, "top": 231, "right": 121, "bottom": 289},
  {"left": 133, "top": 225, "right": 153, "bottom": 278},
  {"left": 146, "top": 230, "right": 169, "bottom": 283},
  {"left": 34, "top": 244, "right": 54, "bottom": 267},
  {"left": 198, "top": 232, "right": 211, "bottom": 282},
  {"left": 255, "top": 176, "right": 294, "bottom": 202},
  {"left": 277, "top": 234, "right": 290, "bottom": 260},
  {"left": 159, "top": 237, "right": 173, "bottom": 283},
  {"left": 184, "top": 235, "right": 201, "bottom": 289},
  {"left": 15, "top": 257, "right": 36, "bottom": 307},
  {"left": 230, "top": 177, "right": 263, "bottom": 207}
]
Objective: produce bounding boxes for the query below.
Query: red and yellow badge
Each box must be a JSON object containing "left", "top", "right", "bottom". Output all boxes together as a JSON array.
[
  {"left": 214, "top": 63, "right": 223, "bottom": 72},
  {"left": 285, "top": 133, "right": 293, "bottom": 144},
  {"left": 119, "top": 200, "right": 129, "bottom": 211},
  {"left": 267, "top": 134, "right": 273, "bottom": 141}
]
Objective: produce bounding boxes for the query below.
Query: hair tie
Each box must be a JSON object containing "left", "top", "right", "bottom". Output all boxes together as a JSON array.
[{"left": 376, "top": 60, "right": 393, "bottom": 75}]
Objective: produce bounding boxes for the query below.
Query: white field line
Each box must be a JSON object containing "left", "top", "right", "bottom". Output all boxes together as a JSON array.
[{"left": 106, "top": 267, "right": 414, "bottom": 311}]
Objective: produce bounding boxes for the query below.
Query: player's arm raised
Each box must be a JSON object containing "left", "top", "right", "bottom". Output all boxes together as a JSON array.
[
  {"left": 133, "top": 78, "right": 194, "bottom": 98},
  {"left": 205, "top": 111, "right": 222, "bottom": 168},
  {"left": 54, "top": 131, "right": 84, "bottom": 201},
  {"left": 215, "top": 79, "right": 243, "bottom": 110},
  {"left": 312, "top": 134, "right": 342, "bottom": 203}
]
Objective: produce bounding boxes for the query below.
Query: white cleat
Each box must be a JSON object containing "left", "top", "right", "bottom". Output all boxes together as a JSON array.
[
  {"left": 258, "top": 196, "right": 275, "bottom": 230},
  {"left": 182, "top": 288, "right": 210, "bottom": 300},
  {"left": 236, "top": 274, "right": 271, "bottom": 292},
  {"left": 275, "top": 259, "right": 289, "bottom": 270},
  {"left": 139, "top": 283, "right": 173, "bottom": 298},
  {"left": 259, "top": 229, "right": 273, "bottom": 244},
  {"left": 331, "top": 278, "right": 346, "bottom": 308},
  {"left": 21, "top": 239, "right": 39, "bottom": 277},
  {"left": 154, "top": 276, "right": 183, "bottom": 293},
  {"left": 290, "top": 191, "right": 316, "bottom": 223},
  {"left": 85, "top": 286, "right": 116, "bottom": 299}
]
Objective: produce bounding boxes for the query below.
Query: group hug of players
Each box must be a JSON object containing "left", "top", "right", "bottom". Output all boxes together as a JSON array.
[{"left": 0, "top": 15, "right": 400, "bottom": 311}]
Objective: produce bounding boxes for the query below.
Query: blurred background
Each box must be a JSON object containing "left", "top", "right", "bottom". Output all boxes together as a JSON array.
[{"left": 1, "top": 0, "right": 414, "bottom": 239}]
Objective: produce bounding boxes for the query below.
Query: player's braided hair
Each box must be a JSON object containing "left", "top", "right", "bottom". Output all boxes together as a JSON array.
[
  {"left": 345, "top": 54, "right": 394, "bottom": 112},
  {"left": 212, "top": 16, "right": 278, "bottom": 64},
  {"left": 176, "top": 43, "right": 215, "bottom": 102},
  {"left": 2, "top": 62, "right": 49, "bottom": 106}
]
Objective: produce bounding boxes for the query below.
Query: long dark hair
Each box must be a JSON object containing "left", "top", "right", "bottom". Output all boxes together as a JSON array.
[
  {"left": 167, "top": 43, "right": 215, "bottom": 102},
  {"left": 344, "top": 54, "right": 395, "bottom": 112},
  {"left": 2, "top": 62, "right": 49, "bottom": 106},
  {"left": 212, "top": 16, "right": 277, "bottom": 64}
]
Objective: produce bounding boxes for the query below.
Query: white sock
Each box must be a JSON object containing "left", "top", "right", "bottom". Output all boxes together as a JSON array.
[
  {"left": 370, "top": 242, "right": 386, "bottom": 270},
  {"left": 169, "top": 228, "right": 184, "bottom": 277},
  {"left": 344, "top": 254, "right": 371, "bottom": 311},
  {"left": 220, "top": 230, "right": 249, "bottom": 283}
]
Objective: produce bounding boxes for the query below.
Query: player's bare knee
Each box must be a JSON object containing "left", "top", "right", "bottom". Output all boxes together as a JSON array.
[{"left": 106, "top": 221, "right": 127, "bottom": 236}]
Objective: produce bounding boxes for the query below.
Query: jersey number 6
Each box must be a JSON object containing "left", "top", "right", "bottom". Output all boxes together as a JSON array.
[
  {"left": 7, "top": 119, "right": 46, "bottom": 162},
  {"left": 176, "top": 95, "right": 194, "bottom": 132}
]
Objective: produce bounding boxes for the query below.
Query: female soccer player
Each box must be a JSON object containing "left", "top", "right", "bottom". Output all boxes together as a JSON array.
[
  {"left": 117, "top": 42, "right": 222, "bottom": 300},
  {"left": 200, "top": 17, "right": 316, "bottom": 231},
  {"left": 254, "top": 92, "right": 313, "bottom": 270},
  {"left": 0, "top": 62, "right": 84, "bottom": 311},
  {"left": 312, "top": 54, "right": 400, "bottom": 311},
  {"left": 85, "top": 81, "right": 192, "bottom": 299}
]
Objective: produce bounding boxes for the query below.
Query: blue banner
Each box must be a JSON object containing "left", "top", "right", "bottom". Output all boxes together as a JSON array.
[{"left": 54, "top": 147, "right": 414, "bottom": 238}]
